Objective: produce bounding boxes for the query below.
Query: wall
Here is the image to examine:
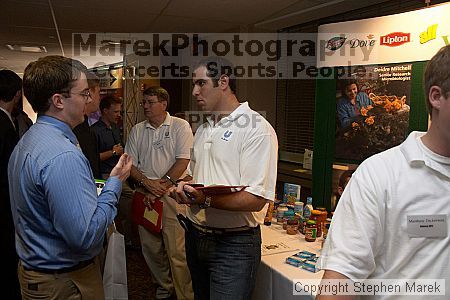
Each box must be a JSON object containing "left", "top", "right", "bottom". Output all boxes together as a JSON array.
[
  {"left": 23, "top": 96, "right": 36, "bottom": 123},
  {"left": 237, "top": 79, "right": 277, "bottom": 126}
]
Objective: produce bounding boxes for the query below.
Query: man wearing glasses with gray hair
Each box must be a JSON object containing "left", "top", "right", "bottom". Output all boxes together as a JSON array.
[{"left": 126, "top": 86, "right": 194, "bottom": 300}]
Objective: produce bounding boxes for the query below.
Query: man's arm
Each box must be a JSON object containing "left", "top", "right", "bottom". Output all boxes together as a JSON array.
[
  {"left": 171, "top": 183, "right": 267, "bottom": 212},
  {"left": 129, "top": 165, "right": 166, "bottom": 197},
  {"left": 337, "top": 100, "right": 351, "bottom": 128},
  {"left": 205, "top": 190, "right": 267, "bottom": 211},
  {"left": 44, "top": 152, "right": 130, "bottom": 251},
  {"left": 162, "top": 158, "right": 189, "bottom": 188},
  {"left": 316, "top": 270, "right": 356, "bottom": 300},
  {"left": 99, "top": 144, "right": 123, "bottom": 161}
]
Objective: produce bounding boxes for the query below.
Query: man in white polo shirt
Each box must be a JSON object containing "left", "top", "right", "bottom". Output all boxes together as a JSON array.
[
  {"left": 317, "top": 45, "right": 450, "bottom": 299},
  {"left": 171, "top": 57, "right": 278, "bottom": 299},
  {"left": 125, "top": 86, "right": 194, "bottom": 300}
]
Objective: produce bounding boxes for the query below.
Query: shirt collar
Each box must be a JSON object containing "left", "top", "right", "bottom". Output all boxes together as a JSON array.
[
  {"left": 400, "top": 131, "right": 426, "bottom": 164},
  {"left": 401, "top": 131, "right": 450, "bottom": 178},
  {"left": 206, "top": 102, "right": 249, "bottom": 127},
  {"left": 145, "top": 112, "right": 171, "bottom": 129},
  {"left": 0, "top": 107, "right": 15, "bottom": 129},
  {"left": 37, "top": 115, "right": 78, "bottom": 145}
]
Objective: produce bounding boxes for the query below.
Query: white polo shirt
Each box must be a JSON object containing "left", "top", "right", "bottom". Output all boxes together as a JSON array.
[
  {"left": 319, "top": 131, "right": 450, "bottom": 299},
  {"left": 125, "top": 113, "right": 193, "bottom": 179},
  {"left": 187, "top": 102, "right": 278, "bottom": 228}
]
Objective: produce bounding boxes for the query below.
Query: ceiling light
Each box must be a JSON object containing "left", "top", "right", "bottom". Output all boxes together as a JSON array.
[{"left": 6, "top": 44, "right": 48, "bottom": 53}]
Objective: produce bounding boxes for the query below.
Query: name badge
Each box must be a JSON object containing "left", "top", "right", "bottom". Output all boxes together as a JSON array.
[
  {"left": 153, "top": 140, "right": 163, "bottom": 150},
  {"left": 407, "top": 215, "right": 448, "bottom": 238}
]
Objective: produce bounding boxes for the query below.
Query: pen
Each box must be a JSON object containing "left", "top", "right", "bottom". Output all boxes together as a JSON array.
[
  {"left": 165, "top": 175, "right": 195, "bottom": 200},
  {"left": 165, "top": 175, "right": 178, "bottom": 186}
]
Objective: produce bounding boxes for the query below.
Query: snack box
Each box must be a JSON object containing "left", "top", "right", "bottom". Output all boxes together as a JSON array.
[
  {"left": 294, "top": 250, "right": 316, "bottom": 260},
  {"left": 302, "top": 261, "right": 320, "bottom": 273},
  {"left": 286, "top": 256, "right": 304, "bottom": 267},
  {"left": 307, "top": 256, "right": 319, "bottom": 263},
  {"left": 283, "top": 183, "right": 301, "bottom": 204}
]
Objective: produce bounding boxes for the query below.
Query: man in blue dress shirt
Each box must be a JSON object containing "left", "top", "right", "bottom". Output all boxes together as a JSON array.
[{"left": 8, "top": 55, "right": 132, "bottom": 299}]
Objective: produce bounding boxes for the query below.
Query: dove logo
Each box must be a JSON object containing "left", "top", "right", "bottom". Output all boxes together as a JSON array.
[{"left": 221, "top": 130, "right": 233, "bottom": 141}]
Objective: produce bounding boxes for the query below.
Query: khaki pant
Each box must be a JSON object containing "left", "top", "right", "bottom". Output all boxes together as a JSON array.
[
  {"left": 138, "top": 194, "right": 193, "bottom": 300},
  {"left": 18, "top": 258, "right": 104, "bottom": 300}
]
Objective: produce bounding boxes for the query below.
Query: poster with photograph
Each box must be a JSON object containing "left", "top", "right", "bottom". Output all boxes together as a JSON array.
[{"left": 334, "top": 63, "right": 412, "bottom": 161}]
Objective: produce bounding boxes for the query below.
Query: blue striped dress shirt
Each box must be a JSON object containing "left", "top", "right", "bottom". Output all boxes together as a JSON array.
[{"left": 8, "top": 115, "right": 122, "bottom": 270}]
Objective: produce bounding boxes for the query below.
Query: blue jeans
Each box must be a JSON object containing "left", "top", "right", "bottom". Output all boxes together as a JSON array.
[{"left": 185, "top": 222, "right": 261, "bottom": 300}]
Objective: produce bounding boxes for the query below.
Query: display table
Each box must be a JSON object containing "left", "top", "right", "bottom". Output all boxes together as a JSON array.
[{"left": 252, "top": 223, "right": 324, "bottom": 300}]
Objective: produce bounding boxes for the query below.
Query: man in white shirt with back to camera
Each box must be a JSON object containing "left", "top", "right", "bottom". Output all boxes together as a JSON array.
[{"left": 318, "top": 45, "right": 450, "bottom": 299}]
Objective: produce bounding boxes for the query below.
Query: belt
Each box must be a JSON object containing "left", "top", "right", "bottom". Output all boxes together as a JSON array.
[
  {"left": 22, "top": 258, "right": 95, "bottom": 274},
  {"left": 188, "top": 220, "right": 258, "bottom": 235}
]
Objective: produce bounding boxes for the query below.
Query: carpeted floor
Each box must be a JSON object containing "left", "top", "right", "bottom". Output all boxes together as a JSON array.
[{"left": 126, "top": 246, "right": 157, "bottom": 300}]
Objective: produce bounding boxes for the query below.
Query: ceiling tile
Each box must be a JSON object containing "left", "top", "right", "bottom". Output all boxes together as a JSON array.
[
  {"left": 164, "top": 0, "right": 300, "bottom": 25},
  {"left": 149, "top": 15, "right": 240, "bottom": 33}
]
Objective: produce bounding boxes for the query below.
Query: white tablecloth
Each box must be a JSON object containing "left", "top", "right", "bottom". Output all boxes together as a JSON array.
[{"left": 253, "top": 223, "right": 324, "bottom": 300}]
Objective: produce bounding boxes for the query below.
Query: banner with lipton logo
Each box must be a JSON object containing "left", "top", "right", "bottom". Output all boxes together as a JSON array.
[{"left": 317, "top": 3, "right": 450, "bottom": 67}]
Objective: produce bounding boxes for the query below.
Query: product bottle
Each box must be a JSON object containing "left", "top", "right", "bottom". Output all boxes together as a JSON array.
[
  {"left": 303, "top": 197, "right": 313, "bottom": 219},
  {"left": 264, "top": 201, "right": 275, "bottom": 226},
  {"left": 305, "top": 220, "right": 317, "bottom": 242},
  {"left": 310, "top": 210, "right": 322, "bottom": 237}
]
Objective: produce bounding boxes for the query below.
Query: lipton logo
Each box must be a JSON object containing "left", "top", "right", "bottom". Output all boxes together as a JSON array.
[
  {"left": 380, "top": 32, "right": 410, "bottom": 47},
  {"left": 326, "top": 36, "right": 346, "bottom": 51}
]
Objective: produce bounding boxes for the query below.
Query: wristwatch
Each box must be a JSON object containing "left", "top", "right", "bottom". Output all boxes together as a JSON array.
[{"left": 200, "top": 195, "right": 212, "bottom": 209}]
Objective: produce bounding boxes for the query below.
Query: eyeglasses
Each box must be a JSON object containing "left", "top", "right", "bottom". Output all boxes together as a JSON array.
[
  {"left": 71, "top": 90, "right": 91, "bottom": 101},
  {"left": 139, "top": 99, "right": 160, "bottom": 106},
  {"left": 61, "top": 90, "right": 91, "bottom": 101}
]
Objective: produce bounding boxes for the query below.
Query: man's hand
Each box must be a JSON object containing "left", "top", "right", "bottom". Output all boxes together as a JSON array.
[
  {"left": 169, "top": 181, "right": 206, "bottom": 205},
  {"left": 110, "top": 153, "right": 132, "bottom": 181},
  {"left": 160, "top": 178, "right": 173, "bottom": 190},
  {"left": 143, "top": 193, "right": 158, "bottom": 210},
  {"left": 141, "top": 178, "right": 167, "bottom": 198},
  {"left": 113, "top": 144, "right": 124, "bottom": 156}
]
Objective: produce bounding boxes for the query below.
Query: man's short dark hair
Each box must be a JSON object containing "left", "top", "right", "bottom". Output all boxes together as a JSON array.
[
  {"left": 338, "top": 169, "right": 354, "bottom": 188},
  {"left": 340, "top": 79, "right": 358, "bottom": 97},
  {"left": 0, "top": 69, "right": 22, "bottom": 103},
  {"left": 23, "top": 55, "right": 87, "bottom": 114},
  {"left": 424, "top": 45, "right": 450, "bottom": 119},
  {"left": 193, "top": 56, "right": 237, "bottom": 93},
  {"left": 100, "top": 95, "right": 122, "bottom": 112},
  {"left": 143, "top": 86, "right": 170, "bottom": 107}
]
